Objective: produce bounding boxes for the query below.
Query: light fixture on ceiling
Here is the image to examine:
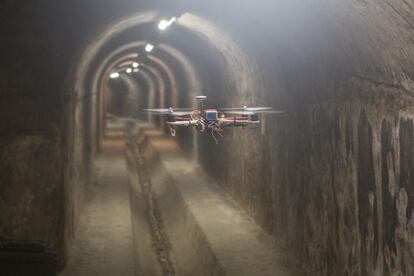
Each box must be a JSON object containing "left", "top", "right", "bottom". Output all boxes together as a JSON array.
[
  {"left": 158, "top": 17, "right": 177, "bottom": 31},
  {"left": 145, "top": 43, "right": 154, "bottom": 52},
  {"left": 110, "top": 72, "right": 120, "bottom": 79},
  {"left": 132, "top": 62, "right": 139, "bottom": 68},
  {"left": 133, "top": 68, "right": 139, "bottom": 73},
  {"left": 126, "top": 68, "right": 132, "bottom": 74}
]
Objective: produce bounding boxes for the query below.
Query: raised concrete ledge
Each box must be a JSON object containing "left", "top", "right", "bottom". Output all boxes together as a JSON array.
[{"left": 138, "top": 130, "right": 302, "bottom": 276}]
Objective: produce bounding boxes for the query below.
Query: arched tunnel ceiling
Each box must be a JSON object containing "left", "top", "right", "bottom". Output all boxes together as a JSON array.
[
  {"left": 74, "top": 11, "right": 158, "bottom": 97},
  {"left": 101, "top": 53, "right": 161, "bottom": 121},
  {"left": 91, "top": 41, "right": 194, "bottom": 109},
  {"left": 74, "top": 10, "right": 260, "bottom": 112}
]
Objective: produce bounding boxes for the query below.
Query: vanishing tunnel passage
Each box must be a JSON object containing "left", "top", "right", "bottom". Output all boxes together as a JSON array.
[{"left": 1, "top": 1, "right": 414, "bottom": 276}]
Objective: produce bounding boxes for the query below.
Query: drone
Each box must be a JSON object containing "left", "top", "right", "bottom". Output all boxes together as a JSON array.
[{"left": 144, "top": 96, "right": 283, "bottom": 144}]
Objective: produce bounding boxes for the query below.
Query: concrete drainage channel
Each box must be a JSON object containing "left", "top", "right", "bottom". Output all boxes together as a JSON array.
[
  {"left": 126, "top": 129, "right": 222, "bottom": 276},
  {"left": 128, "top": 132, "right": 174, "bottom": 275},
  {"left": 126, "top": 126, "right": 303, "bottom": 276}
]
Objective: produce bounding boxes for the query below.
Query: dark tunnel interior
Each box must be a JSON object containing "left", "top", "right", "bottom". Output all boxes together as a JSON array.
[{"left": 1, "top": 0, "right": 414, "bottom": 275}]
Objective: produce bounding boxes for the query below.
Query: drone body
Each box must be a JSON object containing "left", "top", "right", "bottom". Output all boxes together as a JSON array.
[{"left": 144, "top": 96, "right": 283, "bottom": 143}]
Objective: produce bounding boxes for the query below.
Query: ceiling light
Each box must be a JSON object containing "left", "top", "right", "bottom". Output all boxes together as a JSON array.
[
  {"left": 133, "top": 68, "right": 139, "bottom": 73},
  {"left": 132, "top": 62, "right": 139, "bottom": 68},
  {"left": 158, "top": 17, "right": 177, "bottom": 30},
  {"left": 145, "top": 43, "right": 154, "bottom": 52},
  {"left": 110, "top": 72, "right": 120, "bottom": 79},
  {"left": 126, "top": 68, "right": 132, "bottom": 73}
]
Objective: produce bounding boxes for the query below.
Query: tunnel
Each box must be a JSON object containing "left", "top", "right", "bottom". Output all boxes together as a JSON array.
[{"left": 1, "top": 0, "right": 414, "bottom": 275}]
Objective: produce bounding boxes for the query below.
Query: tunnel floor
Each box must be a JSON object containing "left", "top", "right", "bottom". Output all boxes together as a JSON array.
[
  {"left": 60, "top": 125, "right": 135, "bottom": 276},
  {"left": 59, "top": 119, "right": 303, "bottom": 275}
]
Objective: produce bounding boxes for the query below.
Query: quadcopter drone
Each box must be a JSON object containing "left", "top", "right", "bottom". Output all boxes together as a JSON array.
[{"left": 144, "top": 96, "right": 283, "bottom": 144}]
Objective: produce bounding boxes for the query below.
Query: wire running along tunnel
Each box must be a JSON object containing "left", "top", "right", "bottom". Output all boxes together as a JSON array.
[{"left": 1, "top": 0, "right": 414, "bottom": 275}]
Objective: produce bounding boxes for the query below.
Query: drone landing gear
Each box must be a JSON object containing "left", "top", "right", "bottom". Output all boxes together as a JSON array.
[
  {"left": 211, "top": 129, "right": 223, "bottom": 145},
  {"left": 169, "top": 126, "right": 176, "bottom": 136},
  {"left": 196, "top": 122, "right": 205, "bottom": 132}
]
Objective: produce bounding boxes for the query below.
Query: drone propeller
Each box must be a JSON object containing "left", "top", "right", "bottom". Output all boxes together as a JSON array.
[
  {"left": 169, "top": 111, "right": 193, "bottom": 116},
  {"left": 143, "top": 108, "right": 193, "bottom": 116},
  {"left": 219, "top": 106, "right": 274, "bottom": 111},
  {"left": 223, "top": 110, "right": 284, "bottom": 115},
  {"left": 222, "top": 111, "right": 256, "bottom": 115},
  {"left": 254, "top": 110, "right": 285, "bottom": 114},
  {"left": 143, "top": 108, "right": 171, "bottom": 114},
  {"left": 244, "top": 107, "right": 275, "bottom": 111}
]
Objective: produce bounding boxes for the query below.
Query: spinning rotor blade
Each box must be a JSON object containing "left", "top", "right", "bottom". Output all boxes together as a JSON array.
[
  {"left": 143, "top": 108, "right": 171, "bottom": 114},
  {"left": 223, "top": 110, "right": 284, "bottom": 115},
  {"left": 218, "top": 106, "right": 272, "bottom": 111},
  {"left": 223, "top": 111, "right": 256, "bottom": 115},
  {"left": 219, "top": 118, "right": 261, "bottom": 124},
  {"left": 170, "top": 111, "right": 193, "bottom": 116},
  {"left": 143, "top": 108, "right": 193, "bottom": 115},
  {"left": 244, "top": 107, "right": 274, "bottom": 111},
  {"left": 169, "top": 108, "right": 194, "bottom": 111},
  {"left": 256, "top": 110, "right": 285, "bottom": 114},
  {"left": 219, "top": 107, "right": 273, "bottom": 111}
]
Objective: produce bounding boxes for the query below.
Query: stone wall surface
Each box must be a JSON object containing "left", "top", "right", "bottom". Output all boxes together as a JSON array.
[
  {"left": 199, "top": 80, "right": 414, "bottom": 275},
  {"left": 0, "top": 136, "right": 64, "bottom": 259},
  {"left": 195, "top": 1, "right": 414, "bottom": 275}
]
